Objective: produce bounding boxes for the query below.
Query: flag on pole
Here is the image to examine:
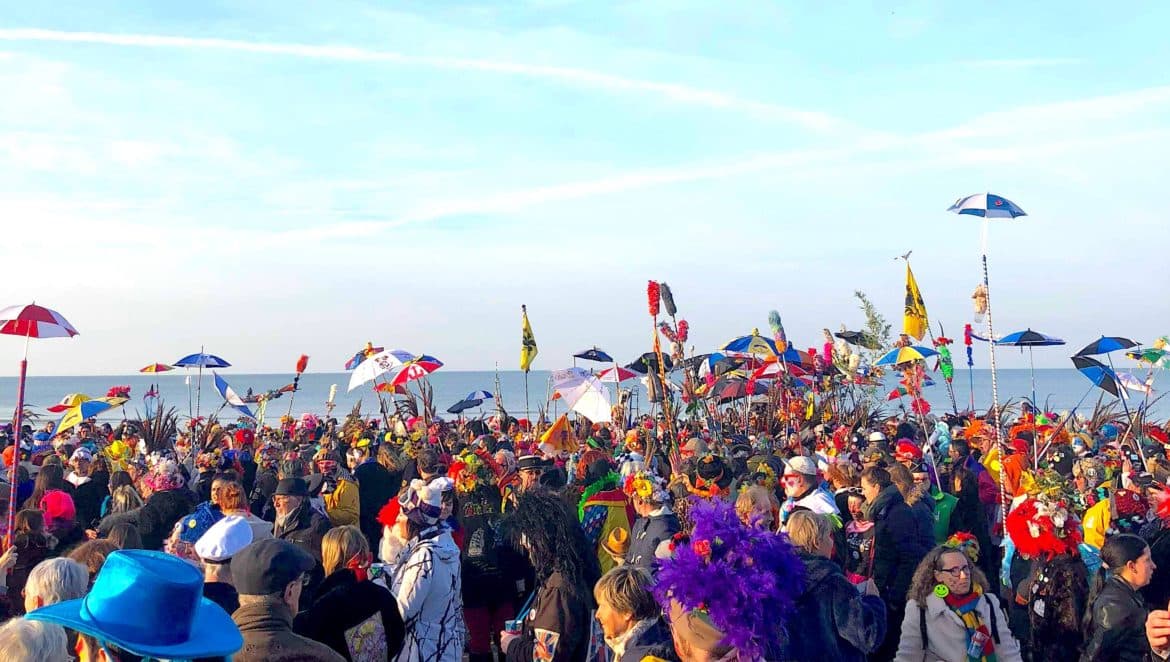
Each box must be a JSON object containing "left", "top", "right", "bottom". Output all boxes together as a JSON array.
[
  {"left": 903, "top": 264, "right": 928, "bottom": 341},
  {"left": 213, "top": 372, "right": 256, "bottom": 420},
  {"left": 539, "top": 413, "right": 576, "bottom": 452},
  {"left": 521, "top": 304, "right": 538, "bottom": 372}
]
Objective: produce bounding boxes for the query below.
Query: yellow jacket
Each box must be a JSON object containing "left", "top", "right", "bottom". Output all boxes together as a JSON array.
[
  {"left": 324, "top": 478, "right": 361, "bottom": 527},
  {"left": 1082, "top": 498, "right": 1110, "bottom": 550}
]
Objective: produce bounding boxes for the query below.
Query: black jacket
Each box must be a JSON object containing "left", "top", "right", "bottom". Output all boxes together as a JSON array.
[
  {"left": 506, "top": 570, "right": 592, "bottom": 662},
  {"left": 1080, "top": 575, "right": 1149, "bottom": 662},
  {"left": 866, "top": 484, "right": 930, "bottom": 605},
  {"left": 72, "top": 472, "right": 109, "bottom": 529},
  {"left": 294, "top": 568, "right": 405, "bottom": 661},
  {"left": 457, "top": 483, "right": 525, "bottom": 609},
  {"left": 625, "top": 511, "right": 680, "bottom": 571},
  {"left": 250, "top": 469, "right": 279, "bottom": 520},
  {"left": 137, "top": 488, "right": 197, "bottom": 550},
  {"left": 274, "top": 502, "right": 332, "bottom": 597},
  {"left": 353, "top": 461, "right": 399, "bottom": 550},
  {"left": 781, "top": 552, "right": 886, "bottom": 662}
]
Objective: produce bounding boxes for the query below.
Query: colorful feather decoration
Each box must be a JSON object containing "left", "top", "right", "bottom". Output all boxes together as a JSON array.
[
  {"left": 295, "top": 354, "right": 309, "bottom": 375},
  {"left": 658, "top": 322, "right": 678, "bottom": 343},
  {"left": 677, "top": 319, "right": 689, "bottom": 343},
  {"left": 659, "top": 282, "right": 677, "bottom": 317},
  {"left": 767, "top": 310, "right": 787, "bottom": 352},
  {"left": 647, "top": 281, "right": 661, "bottom": 317}
]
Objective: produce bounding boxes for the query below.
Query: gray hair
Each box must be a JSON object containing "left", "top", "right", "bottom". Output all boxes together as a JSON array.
[
  {"left": 24, "top": 558, "right": 88, "bottom": 611},
  {"left": 110, "top": 485, "right": 143, "bottom": 514},
  {"left": 0, "top": 618, "right": 69, "bottom": 662}
]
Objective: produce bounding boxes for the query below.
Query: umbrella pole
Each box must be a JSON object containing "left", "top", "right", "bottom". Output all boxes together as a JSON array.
[
  {"left": 979, "top": 220, "right": 1010, "bottom": 538},
  {"left": 524, "top": 371, "right": 531, "bottom": 423},
  {"left": 1029, "top": 346, "right": 1038, "bottom": 470},
  {"left": 6, "top": 331, "right": 31, "bottom": 548},
  {"left": 1108, "top": 353, "right": 1146, "bottom": 465}
]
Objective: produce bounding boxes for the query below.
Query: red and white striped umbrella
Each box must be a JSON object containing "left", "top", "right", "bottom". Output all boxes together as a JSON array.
[
  {"left": 596, "top": 366, "right": 638, "bottom": 383},
  {"left": 0, "top": 303, "right": 79, "bottom": 338}
]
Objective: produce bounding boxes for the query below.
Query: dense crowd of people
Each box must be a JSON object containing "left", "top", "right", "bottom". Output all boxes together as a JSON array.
[{"left": 0, "top": 400, "right": 1169, "bottom": 661}]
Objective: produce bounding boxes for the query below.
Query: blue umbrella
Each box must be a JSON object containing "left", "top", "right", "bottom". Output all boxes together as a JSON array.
[
  {"left": 721, "top": 331, "right": 779, "bottom": 358},
  {"left": 996, "top": 329, "right": 1066, "bottom": 407},
  {"left": 447, "top": 398, "right": 483, "bottom": 415},
  {"left": 573, "top": 347, "right": 613, "bottom": 363},
  {"left": 465, "top": 390, "right": 494, "bottom": 401},
  {"left": 875, "top": 346, "right": 939, "bottom": 366},
  {"left": 947, "top": 193, "right": 1027, "bottom": 219},
  {"left": 1075, "top": 336, "right": 1139, "bottom": 357},
  {"left": 173, "top": 352, "right": 231, "bottom": 368},
  {"left": 1072, "top": 355, "right": 1121, "bottom": 398}
]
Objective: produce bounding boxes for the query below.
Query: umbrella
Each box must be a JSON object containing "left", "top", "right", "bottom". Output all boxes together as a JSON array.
[
  {"left": 875, "top": 346, "right": 939, "bottom": 366},
  {"left": 551, "top": 367, "right": 612, "bottom": 423},
  {"left": 996, "top": 329, "right": 1066, "bottom": 407},
  {"left": 447, "top": 398, "right": 484, "bottom": 415},
  {"left": 706, "top": 376, "right": 769, "bottom": 402},
  {"left": 835, "top": 330, "right": 881, "bottom": 350},
  {"left": 1118, "top": 373, "right": 1154, "bottom": 396},
  {"left": 344, "top": 343, "right": 385, "bottom": 370},
  {"left": 0, "top": 302, "right": 78, "bottom": 546},
  {"left": 54, "top": 397, "right": 129, "bottom": 435},
  {"left": 347, "top": 349, "right": 407, "bottom": 392},
  {"left": 721, "top": 330, "right": 779, "bottom": 358},
  {"left": 751, "top": 361, "right": 808, "bottom": 380},
  {"left": 625, "top": 352, "right": 674, "bottom": 374},
  {"left": 46, "top": 393, "right": 91, "bottom": 413},
  {"left": 573, "top": 347, "right": 614, "bottom": 363},
  {"left": 1072, "top": 356, "right": 1122, "bottom": 398},
  {"left": 1075, "top": 336, "right": 1139, "bottom": 357},
  {"left": 464, "top": 390, "right": 494, "bottom": 401},
  {"left": 138, "top": 363, "right": 174, "bottom": 373},
  {"left": 173, "top": 350, "right": 231, "bottom": 421},
  {"left": 388, "top": 354, "right": 444, "bottom": 387},
  {"left": 596, "top": 366, "right": 638, "bottom": 383},
  {"left": 947, "top": 193, "right": 1027, "bottom": 219}
]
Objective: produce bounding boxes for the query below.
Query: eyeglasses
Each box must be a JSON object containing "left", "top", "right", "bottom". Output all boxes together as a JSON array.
[{"left": 936, "top": 565, "right": 971, "bottom": 578}]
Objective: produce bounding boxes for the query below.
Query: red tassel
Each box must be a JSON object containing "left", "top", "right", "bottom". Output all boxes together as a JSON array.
[
  {"left": 658, "top": 322, "right": 677, "bottom": 343},
  {"left": 295, "top": 354, "right": 309, "bottom": 374},
  {"left": 677, "top": 320, "right": 689, "bottom": 343},
  {"left": 647, "top": 281, "right": 660, "bottom": 317}
]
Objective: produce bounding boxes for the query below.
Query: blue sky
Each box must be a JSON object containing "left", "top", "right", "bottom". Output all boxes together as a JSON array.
[{"left": 1, "top": 1, "right": 1167, "bottom": 375}]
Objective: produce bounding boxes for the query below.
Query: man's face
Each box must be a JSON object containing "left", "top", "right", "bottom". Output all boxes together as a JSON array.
[
  {"left": 518, "top": 468, "right": 543, "bottom": 491},
  {"left": 781, "top": 473, "right": 808, "bottom": 498},
  {"left": 861, "top": 478, "right": 880, "bottom": 503},
  {"left": 273, "top": 494, "right": 303, "bottom": 517},
  {"left": 72, "top": 459, "right": 90, "bottom": 476}
]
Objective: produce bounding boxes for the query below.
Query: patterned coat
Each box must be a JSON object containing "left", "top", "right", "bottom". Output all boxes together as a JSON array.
[{"left": 390, "top": 526, "right": 467, "bottom": 662}]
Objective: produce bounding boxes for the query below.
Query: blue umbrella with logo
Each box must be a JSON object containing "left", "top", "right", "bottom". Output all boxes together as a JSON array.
[
  {"left": 173, "top": 348, "right": 232, "bottom": 422},
  {"left": 996, "top": 329, "right": 1065, "bottom": 408}
]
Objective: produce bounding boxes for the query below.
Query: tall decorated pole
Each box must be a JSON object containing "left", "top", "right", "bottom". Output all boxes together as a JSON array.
[
  {"left": 646, "top": 281, "right": 677, "bottom": 458},
  {"left": 520, "top": 305, "right": 538, "bottom": 422},
  {"left": 948, "top": 193, "right": 1027, "bottom": 531},
  {"left": 0, "top": 303, "right": 79, "bottom": 548},
  {"left": 286, "top": 354, "right": 309, "bottom": 418}
]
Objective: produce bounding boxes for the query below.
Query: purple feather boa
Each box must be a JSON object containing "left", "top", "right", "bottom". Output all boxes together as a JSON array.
[{"left": 653, "top": 497, "right": 805, "bottom": 659}]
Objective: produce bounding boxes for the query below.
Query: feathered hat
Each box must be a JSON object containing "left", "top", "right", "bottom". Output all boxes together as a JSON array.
[
  {"left": 944, "top": 531, "right": 981, "bottom": 563},
  {"left": 1006, "top": 495, "right": 1082, "bottom": 559},
  {"left": 654, "top": 498, "right": 804, "bottom": 660},
  {"left": 623, "top": 469, "right": 670, "bottom": 505}
]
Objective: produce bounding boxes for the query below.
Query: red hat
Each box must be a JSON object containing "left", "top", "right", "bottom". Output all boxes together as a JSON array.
[
  {"left": 894, "top": 439, "right": 922, "bottom": 462},
  {"left": 1006, "top": 496, "right": 1081, "bottom": 559},
  {"left": 1010, "top": 438, "right": 1031, "bottom": 456},
  {"left": 39, "top": 489, "right": 76, "bottom": 527},
  {"left": 377, "top": 498, "right": 402, "bottom": 528}
]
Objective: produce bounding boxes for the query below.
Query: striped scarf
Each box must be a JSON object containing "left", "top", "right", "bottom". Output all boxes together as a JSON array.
[{"left": 943, "top": 585, "right": 997, "bottom": 662}]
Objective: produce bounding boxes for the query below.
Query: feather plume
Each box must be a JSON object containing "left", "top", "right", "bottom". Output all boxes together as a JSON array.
[
  {"left": 658, "top": 322, "right": 678, "bottom": 343},
  {"left": 647, "top": 281, "right": 660, "bottom": 317},
  {"left": 295, "top": 354, "right": 309, "bottom": 374},
  {"left": 677, "top": 319, "right": 689, "bottom": 343},
  {"left": 767, "top": 310, "right": 787, "bottom": 351},
  {"left": 659, "top": 282, "right": 677, "bottom": 317}
]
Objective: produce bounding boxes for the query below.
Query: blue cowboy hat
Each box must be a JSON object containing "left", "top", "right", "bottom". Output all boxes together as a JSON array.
[{"left": 26, "top": 550, "right": 242, "bottom": 659}]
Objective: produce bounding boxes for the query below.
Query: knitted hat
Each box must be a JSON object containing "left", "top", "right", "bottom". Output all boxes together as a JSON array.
[
  {"left": 398, "top": 478, "right": 454, "bottom": 526},
  {"left": 40, "top": 489, "right": 76, "bottom": 527}
]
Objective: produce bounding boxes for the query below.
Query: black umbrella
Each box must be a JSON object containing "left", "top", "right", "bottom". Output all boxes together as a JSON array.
[
  {"left": 447, "top": 398, "right": 483, "bottom": 414},
  {"left": 1075, "top": 336, "right": 1139, "bottom": 357},
  {"left": 707, "top": 376, "right": 769, "bottom": 402},
  {"left": 574, "top": 347, "right": 614, "bottom": 363},
  {"left": 1071, "top": 356, "right": 1121, "bottom": 398},
  {"left": 834, "top": 330, "right": 881, "bottom": 350},
  {"left": 625, "top": 352, "right": 674, "bottom": 374}
]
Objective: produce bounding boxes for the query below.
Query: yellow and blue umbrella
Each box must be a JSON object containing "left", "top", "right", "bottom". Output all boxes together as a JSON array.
[
  {"left": 53, "top": 397, "right": 129, "bottom": 435},
  {"left": 875, "top": 346, "right": 938, "bottom": 366}
]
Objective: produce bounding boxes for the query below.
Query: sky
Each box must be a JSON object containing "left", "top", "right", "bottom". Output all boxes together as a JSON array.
[{"left": 1, "top": 1, "right": 1168, "bottom": 376}]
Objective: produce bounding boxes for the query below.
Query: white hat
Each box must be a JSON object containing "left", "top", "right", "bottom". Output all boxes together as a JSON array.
[
  {"left": 867, "top": 431, "right": 887, "bottom": 442},
  {"left": 783, "top": 456, "right": 818, "bottom": 477},
  {"left": 195, "top": 515, "right": 254, "bottom": 563},
  {"left": 70, "top": 447, "right": 93, "bottom": 463}
]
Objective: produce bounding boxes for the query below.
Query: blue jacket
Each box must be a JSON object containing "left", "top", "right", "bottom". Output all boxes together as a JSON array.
[
  {"left": 780, "top": 553, "right": 886, "bottom": 662},
  {"left": 625, "top": 510, "right": 680, "bottom": 571},
  {"left": 618, "top": 618, "right": 677, "bottom": 662}
]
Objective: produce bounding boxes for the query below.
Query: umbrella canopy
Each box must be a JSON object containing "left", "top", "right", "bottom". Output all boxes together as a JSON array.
[
  {"left": 551, "top": 368, "right": 611, "bottom": 423},
  {"left": 0, "top": 304, "right": 79, "bottom": 339},
  {"left": 947, "top": 193, "right": 1027, "bottom": 219},
  {"left": 1076, "top": 336, "right": 1140, "bottom": 357},
  {"left": 596, "top": 366, "right": 638, "bottom": 383},
  {"left": 344, "top": 343, "right": 385, "bottom": 370},
  {"left": 995, "top": 329, "right": 1065, "bottom": 347},
  {"left": 721, "top": 330, "right": 779, "bottom": 358},
  {"left": 706, "top": 376, "right": 769, "bottom": 402},
  {"left": 751, "top": 361, "right": 808, "bottom": 380},
  {"left": 138, "top": 363, "right": 174, "bottom": 373},
  {"left": 625, "top": 352, "right": 674, "bottom": 374},
  {"left": 1072, "top": 356, "right": 1122, "bottom": 397},
  {"left": 46, "top": 393, "right": 91, "bottom": 413},
  {"left": 834, "top": 330, "right": 881, "bottom": 350},
  {"left": 573, "top": 347, "right": 614, "bottom": 363},
  {"left": 173, "top": 352, "right": 231, "bottom": 368},
  {"left": 1118, "top": 373, "right": 1154, "bottom": 396},
  {"left": 464, "top": 390, "right": 494, "bottom": 401},
  {"left": 347, "top": 349, "right": 406, "bottom": 392},
  {"left": 875, "top": 346, "right": 939, "bottom": 366},
  {"left": 447, "top": 399, "right": 483, "bottom": 415},
  {"left": 54, "top": 397, "right": 129, "bottom": 434},
  {"left": 388, "top": 354, "right": 444, "bottom": 387}
]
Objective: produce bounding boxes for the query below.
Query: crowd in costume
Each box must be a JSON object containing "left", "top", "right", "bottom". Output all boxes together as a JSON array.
[{"left": 0, "top": 395, "right": 1169, "bottom": 662}]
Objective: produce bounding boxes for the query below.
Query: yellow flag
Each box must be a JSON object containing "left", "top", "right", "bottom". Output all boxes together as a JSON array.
[
  {"left": 903, "top": 264, "right": 928, "bottom": 341},
  {"left": 539, "top": 413, "right": 576, "bottom": 452},
  {"left": 520, "top": 305, "right": 538, "bottom": 372}
]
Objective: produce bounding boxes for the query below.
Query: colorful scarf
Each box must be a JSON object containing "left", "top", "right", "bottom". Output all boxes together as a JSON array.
[{"left": 943, "top": 584, "right": 996, "bottom": 662}]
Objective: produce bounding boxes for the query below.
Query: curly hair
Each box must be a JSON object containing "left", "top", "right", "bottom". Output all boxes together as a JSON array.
[
  {"left": 907, "top": 544, "right": 992, "bottom": 604},
  {"left": 505, "top": 488, "right": 600, "bottom": 598}
]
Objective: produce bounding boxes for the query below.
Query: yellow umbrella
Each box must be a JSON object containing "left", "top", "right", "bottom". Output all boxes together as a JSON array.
[
  {"left": 53, "top": 397, "right": 129, "bottom": 435},
  {"left": 46, "top": 392, "right": 91, "bottom": 413},
  {"left": 875, "top": 345, "right": 940, "bottom": 366}
]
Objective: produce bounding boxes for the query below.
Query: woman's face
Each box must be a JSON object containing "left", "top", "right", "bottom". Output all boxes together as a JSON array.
[
  {"left": 933, "top": 551, "right": 972, "bottom": 596},
  {"left": 847, "top": 495, "right": 866, "bottom": 520},
  {"left": 1126, "top": 546, "right": 1156, "bottom": 589},
  {"left": 595, "top": 599, "right": 634, "bottom": 640}
]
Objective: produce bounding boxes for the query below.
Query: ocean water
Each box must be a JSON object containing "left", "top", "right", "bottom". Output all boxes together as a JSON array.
[{"left": 0, "top": 368, "right": 1165, "bottom": 426}]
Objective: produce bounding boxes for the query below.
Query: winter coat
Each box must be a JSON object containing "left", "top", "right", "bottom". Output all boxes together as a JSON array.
[
  {"left": 390, "top": 526, "right": 466, "bottom": 662},
  {"left": 250, "top": 469, "right": 279, "bottom": 519},
  {"left": 625, "top": 509, "right": 680, "bottom": 571},
  {"left": 295, "top": 568, "right": 406, "bottom": 661},
  {"left": 355, "top": 461, "right": 400, "bottom": 550},
  {"left": 322, "top": 477, "right": 361, "bottom": 528},
  {"left": 457, "top": 483, "right": 525, "bottom": 609},
  {"left": 866, "top": 484, "right": 931, "bottom": 606},
  {"left": 613, "top": 617, "right": 677, "bottom": 662},
  {"left": 96, "top": 507, "right": 140, "bottom": 537},
  {"left": 202, "top": 581, "right": 239, "bottom": 615},
  {"left": 1012, "top": 553, "right": 1088, "bottom": 661},
  {"left": 274, "top": 501, "right": 332, "bottom": 564},
  {"left": 895, "top": 592, "right": 1022, "bottom": 662},
  {"left": 505, "top": 570, "right": 592, "bottom": 662},
  {"left": 232, "top": 597, "right": 346, "bottom": 662},
  {"left": 6, "top": 533, "right": 57, "bottom": 616},
  {"left": 947, "top": 467, "right": 996, "bottom": 591},
  {"left": 137, "top": 487, "right": 197, "bottom": 550},
  {"left": 72, "top": 471, "right": 109, "bottom": 529},
  {"left": 782, "top": 552, "right": 886, "bottom": 661},
  {"left": 1080, "top": 575, "right": 1150, "bottom": 662},
  {"left": 906, "top": 490, "right": 936, "bottom": 549},
  {"left": 844, "top": 521, "right": 876, "bottom": 579}
]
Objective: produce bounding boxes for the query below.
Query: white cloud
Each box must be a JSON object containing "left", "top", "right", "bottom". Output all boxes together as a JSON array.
[
  {"left": 0, "top": 27, "right": 846, "bottom": 132},
  {"left": 960, "top": 57, "right": 1083, "bottom": 69}
]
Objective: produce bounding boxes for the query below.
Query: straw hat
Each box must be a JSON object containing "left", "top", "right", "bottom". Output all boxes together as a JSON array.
[{"left": 602, "top": 527, "right": 630, "bottom": 558}]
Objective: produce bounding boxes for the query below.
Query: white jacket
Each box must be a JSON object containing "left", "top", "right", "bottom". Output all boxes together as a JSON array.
[
  {"left": 390, "top": 527, "right": 466, "bottom": 662},
  {"left": 895, "top": 592, "right": 1022, "bottom": 662}
]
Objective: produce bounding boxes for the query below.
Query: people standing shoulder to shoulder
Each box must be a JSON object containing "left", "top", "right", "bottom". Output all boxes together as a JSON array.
[
  {"left": 593, "top": 566, "right": 677, "bottom": 662},
  {"left": 194, "top": 514, "right": 255, "bottom": 615},
  {"left": 895, "top": 544, "right": 1022, "bottom": 661},
  {"left": 1080, "top": 533, "right": 1155, "bottom": 662},
  {"left": 779, "top": 455, "right": 839, "bottom": 529},
  {"left": 314, "top": 448, "right": 360, "bottom": 528},
  {"left": 622, "top": 470, "right": 679, "bottom": 572}
]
